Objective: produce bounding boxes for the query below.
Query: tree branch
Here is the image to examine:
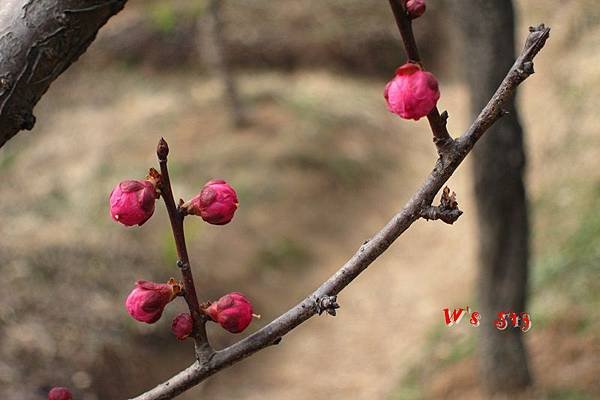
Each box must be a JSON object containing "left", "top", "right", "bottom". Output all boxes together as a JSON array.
[
  {"left": 130, "top": 24, "right": 550, "bottom": 400},
  {"left": 156, "top": 138, "right": 213, "bottom": 362},
  {"left": 388, "top": 0, "right": 453, "bottom": 152},
  {"left": 0, "top": 0, "right": 129, "bottom": 148}
]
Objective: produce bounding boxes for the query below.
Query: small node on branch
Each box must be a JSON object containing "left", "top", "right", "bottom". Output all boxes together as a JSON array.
[
  {"left": 517, "top": 62, "right": 534, "bottom": 79},
  {"left": 420, "top": 186, "right": 463, "bottom": 224},
  {"left": 157, "top": 137, "right": 169, "bottom": 161},
  {"left": 177, "top": 260, "right": 190, "bottom": 271},
  {"left": 0, "top": 77, "right": 9, "bottom": 90},
  {"left": 316, "top": 295, "right": 340, "bottom": 316},
  {"left": 19, "top": 112, "right": 36, "bottom": 130}
]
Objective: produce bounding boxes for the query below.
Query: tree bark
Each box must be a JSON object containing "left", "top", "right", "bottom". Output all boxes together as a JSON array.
[
  {"left": 454, "top": 0, "right": 532, "bottom": 393},
  {"left": 0, "top": 0, "right": 128, "bottom": 148}
]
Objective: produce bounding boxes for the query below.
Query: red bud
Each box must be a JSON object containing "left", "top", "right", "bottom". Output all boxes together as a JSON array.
[
  {"left": 171, "top": 313, "right": 193, "bottom": 340},
  {"left": 206, "top": 292, "right": 253, "bottom": 333},
  {"left": 109, "top": 179, "right": 157, "bottom": 226},
  {"left": 384, "top": 63, "right": 440, "bottom": 121},
  {"left": 125, "top": 280, "right": 180, "bottom": 324},
  {"left": 48, "top": 387, "right": 72, "bottom": 400},
  {"left": 183, "top": 180, "right": 239, "bottom": 225}
]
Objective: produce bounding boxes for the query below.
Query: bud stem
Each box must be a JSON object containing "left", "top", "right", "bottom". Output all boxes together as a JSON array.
[
  {"left": 156, "top": 138, "right": 214, "bottom": 359},
  {"left": 388, "top": 0, "right": 454, "bottom": 153}
]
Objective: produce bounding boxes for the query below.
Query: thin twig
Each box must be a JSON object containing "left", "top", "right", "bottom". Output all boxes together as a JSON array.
[
  {"left": 130, "top": 24, "right": 550, "bottom": 400},
  {"left": 156, "top": 138, "right": 214, "bottom": 361},
  {"left": 388, "top": 0, "right": 453, "bottom": 152}
]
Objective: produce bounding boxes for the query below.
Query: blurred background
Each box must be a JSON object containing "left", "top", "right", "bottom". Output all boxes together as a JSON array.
[{"left": 0, "top": 0, "right": 598, "bottom": 399}]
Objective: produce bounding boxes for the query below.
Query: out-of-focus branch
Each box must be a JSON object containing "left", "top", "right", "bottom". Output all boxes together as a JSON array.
[
  {"left": 201, "top": 0, "right": 248, "bottom": 128},
  {"left": 0, "top": 0, "right": 129, "bottom": 148},
  {"left": 156, "top": 138, "right": 213, "bottom": 362},
  {"left": 388, "top": 0, "right": 453, "bottom": 152},
  {"left": 130, "top": 24, "right": 550, "bottom": 400}
]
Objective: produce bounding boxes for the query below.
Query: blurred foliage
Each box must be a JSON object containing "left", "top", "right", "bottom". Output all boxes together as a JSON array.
[
  {"left": 545, "top": 390, "right": 594, "bottom": 400},
  {"left": 389, "top": 324, "right": 476, "bottom": 400},
  {"left": 146, "top": 0, "right": 206, "bottom": 33},
  {"left": 148, "top": 4, "right": 177, "bottom": 34},
  {"left": 252, "top": 237, "right": 312, "bottom": 273},
  {"left": 389, "top": 366, "right": 423, "bottom": 400},
  {"left": 94, "top": 0, "right": 453, "bottom": 77},
  {"left": 532, "top": 182, "right": 600, "bottom": 335}
]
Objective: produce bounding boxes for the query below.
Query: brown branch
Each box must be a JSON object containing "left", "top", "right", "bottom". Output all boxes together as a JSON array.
[
  {"left": 388, "top": 0, "right": 453, "bottom": 152},
  {"left": 156, "top": 138, "right": 214, "bottom": 362},
  {"left": 0, "top": 0, "right": 129, "bottom": 148},
  {"left": 130, "top": 24, "right": 550, "bottom": 400}
]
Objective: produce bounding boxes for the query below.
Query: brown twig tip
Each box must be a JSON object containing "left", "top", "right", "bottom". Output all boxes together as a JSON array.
[
  {"left": 157, "top": 137, "right": 169, "bottom": 161},
  {"left": 420, "top": 186, "right": 463, "bottom": 225},
  {"left": 440, "top": 110, "right": 449, "bottom": 124},
  {"left": 523, "top": 24, "right": 551, "bottom": 58},
  {"left": 316, "top": 295, "right": 340, "bottom": 316}
]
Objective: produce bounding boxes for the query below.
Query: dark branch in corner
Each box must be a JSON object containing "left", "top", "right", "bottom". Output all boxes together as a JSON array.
[
  {"left": 420, "top": 186, "right": 463, "bottom": 225},
  {"left": 388, "top": 0, "right": 453, "bottom": 152},
  {"left": 0, "top": 0, "right": 129, "bottom": 148},
  {"left": 130, "top": 24, "right": 550, "bottom": 400}
]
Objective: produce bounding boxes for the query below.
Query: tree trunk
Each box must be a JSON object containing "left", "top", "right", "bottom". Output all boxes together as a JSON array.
[
  {"left": 0, "top": 0, "right": 128, "bottom": 148},
  {"left": 200, "top": 0, "right": 248, "bottom": 129},
  {"left": 454, "top": 0, "right": 532, "bottom": 394}
]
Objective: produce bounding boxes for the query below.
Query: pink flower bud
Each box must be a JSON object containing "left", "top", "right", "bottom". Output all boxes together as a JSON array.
[
  {"left": 384, "top": 63, "right": 440, "bottom": 121},
  {"left": 48, "top": 387, "right": 72, "bottom": 400},
  {"left": 125, "top": 280, "right": 180, "bottom": 324},
  {"left": 206, "top": 292, "right": 253, "bottom": 333},
  {"left": 406, "top": 0, "right": 426, "bottom": 19},
  {"left": 183, "top": 179, "right": 239, "bottom": 225},
  {"left": 171, "top": 313, "right": 193, "bottom": 340},
  {"left": 109, "top": 179, "right": 158, "bottom": 226}
]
